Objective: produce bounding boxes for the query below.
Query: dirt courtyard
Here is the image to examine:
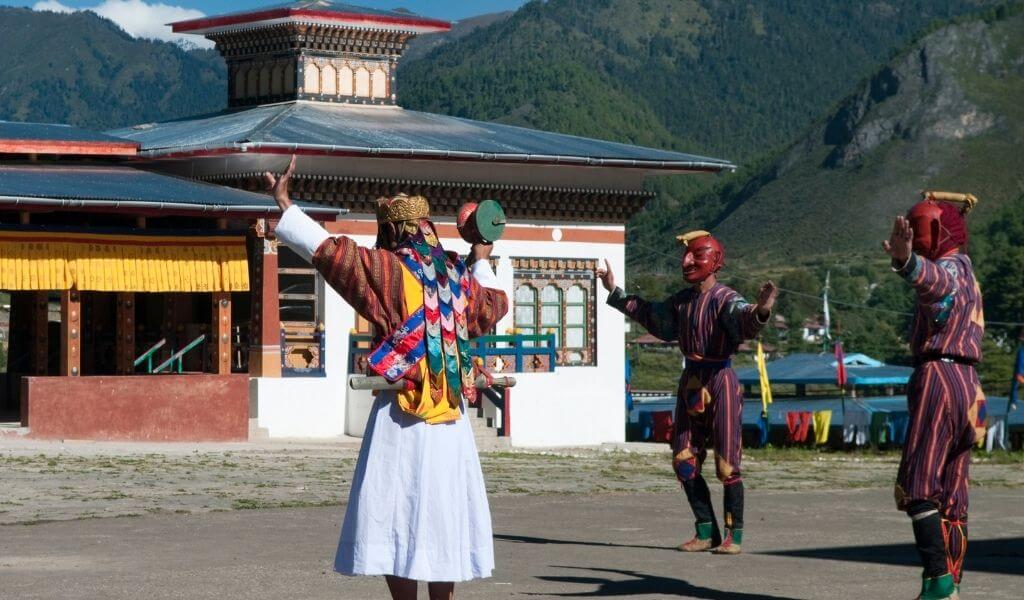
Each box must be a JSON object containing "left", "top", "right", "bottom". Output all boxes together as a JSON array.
[{"left": 1, "top": 439, "right": 1021, "bottom": 599}]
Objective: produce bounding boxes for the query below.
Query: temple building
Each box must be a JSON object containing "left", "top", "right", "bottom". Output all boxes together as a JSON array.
[{"left": 1, "top": 1, "right": 734, "bottom": 446}]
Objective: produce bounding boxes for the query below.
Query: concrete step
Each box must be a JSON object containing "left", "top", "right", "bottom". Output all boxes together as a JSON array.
[
  {"left": 0, "top": 425, "right": 30, "bottom": 438},
  {"left": 248, "top": 418, "right": 270, "bottom": 441}
]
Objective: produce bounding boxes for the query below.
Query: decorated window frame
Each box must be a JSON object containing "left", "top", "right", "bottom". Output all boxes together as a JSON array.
[
  {"left": 512, "top": 258, "right": 597, "bottom": 366},
  {"left": 277, "top": 245, "right": 326, "bottom": 377}
]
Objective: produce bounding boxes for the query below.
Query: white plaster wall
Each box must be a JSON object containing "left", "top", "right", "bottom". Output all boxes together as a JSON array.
[
  {"left": 252, "top": 240, "right": 362, "bottom": 438},
  {"left": 253, "top": 223, "right": 628, "bottom": 447}
]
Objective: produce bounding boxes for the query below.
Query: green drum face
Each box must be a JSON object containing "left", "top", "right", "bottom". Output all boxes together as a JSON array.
[{"left": 473, "top": 199, "right": 506, "bottom": 244}]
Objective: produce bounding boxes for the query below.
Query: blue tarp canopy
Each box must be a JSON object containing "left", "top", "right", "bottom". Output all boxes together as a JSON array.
[
  {"left": 630, "top": 395, "right": 1023, "bottom": 428},
  {"left": 734, "top": 353, "right": 913, "bottom": 387}
]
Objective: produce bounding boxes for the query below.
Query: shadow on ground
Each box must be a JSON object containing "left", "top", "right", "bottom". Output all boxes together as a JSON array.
[
  {"left": 527, "top": 566, "right": 801, "bottom": 599},
  {"left": 495, "top": 533, "right": 669, "bottom": 552},
  {"left": 763, "top": 537, "right": 1024, "bottom": 576}
]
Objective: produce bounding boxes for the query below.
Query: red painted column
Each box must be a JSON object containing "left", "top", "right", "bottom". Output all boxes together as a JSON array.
[
  {"left": 212, "top": 292, "right": 232, "bottom": 375},
  {"left": 60, "top": 288, "right": 81, "bottom": 376}
]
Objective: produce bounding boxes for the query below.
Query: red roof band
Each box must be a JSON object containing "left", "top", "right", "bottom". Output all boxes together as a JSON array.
[{"left": 171, "top": 8, "right": 452, "bottom": 34}]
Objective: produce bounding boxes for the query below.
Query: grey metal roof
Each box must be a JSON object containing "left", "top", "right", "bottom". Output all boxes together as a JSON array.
[
  {"left": 0, "top": 164, "right": 339, "bottom": 215},
  {"left": 110, "top": 102, "right": 736, "bottom": 172},
  {"left": 0, "top": 121, "right": 135, "bottom": 145},
  {"left": 734, "top": 353, "right": 913, "bottom": 387}
]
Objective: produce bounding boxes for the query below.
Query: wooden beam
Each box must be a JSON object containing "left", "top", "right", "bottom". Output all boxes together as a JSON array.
[
  {"left": 60, "top": 289, "right": 81, "bottom": 376},
  {"left": 116, "top": 293, "right": 136, "bottom": 375},
  {"left": 212, "top": 292, "right": 232, "bottom": 375}
]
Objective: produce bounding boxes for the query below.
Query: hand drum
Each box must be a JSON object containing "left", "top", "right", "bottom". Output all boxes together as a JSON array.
[{"left": 456, "top": 200, "right": 506, "bottom": 245}]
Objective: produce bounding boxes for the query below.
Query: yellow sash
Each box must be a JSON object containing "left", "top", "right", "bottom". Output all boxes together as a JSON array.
[{"left": 393, "top": 265, "right": 462, "bottom": 424}]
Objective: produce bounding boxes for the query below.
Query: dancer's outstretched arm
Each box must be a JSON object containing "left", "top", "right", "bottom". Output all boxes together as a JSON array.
[{"left": 597, "top": 259, "right": 680, "bottom": 342}]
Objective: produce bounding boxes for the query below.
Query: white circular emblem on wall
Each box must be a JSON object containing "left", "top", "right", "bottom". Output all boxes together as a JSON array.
[{"left": 551, "top": 228, "right": 563, "bottom": 242}]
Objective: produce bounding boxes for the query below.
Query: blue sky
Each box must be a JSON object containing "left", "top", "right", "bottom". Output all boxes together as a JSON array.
[{"left": 4, "top": 0, "right": 530, "bottom": 21}]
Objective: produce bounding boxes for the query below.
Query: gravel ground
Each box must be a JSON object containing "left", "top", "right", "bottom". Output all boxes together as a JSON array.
[{"left": 1, "top": 439, "right": 1021, "bottom": 526}]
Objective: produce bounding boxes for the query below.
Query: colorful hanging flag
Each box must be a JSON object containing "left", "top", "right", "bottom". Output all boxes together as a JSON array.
[
  {"left": 834, "top": 341, "right": 847, "bottom": 389},
  {"left": 823, "top": 271, "right": 832, "bottom": 341},
  {"left": 756, "top": 340, "right": 773, "bottom": 413},
  {"left": 756, "top": 340, "right": 773, "bottom": 447}
]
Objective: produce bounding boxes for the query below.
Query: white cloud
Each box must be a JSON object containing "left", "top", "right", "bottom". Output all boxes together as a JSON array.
[
  {"left": 33, "top": 0, "right": 75, "bottom": 12},
  {"left": 33, "top": 0, "right": 214, "bottom": 49}
]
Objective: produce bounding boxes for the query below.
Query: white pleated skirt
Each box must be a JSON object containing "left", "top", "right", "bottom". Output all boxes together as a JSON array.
[{"left": 334, "top": 393, "right": 495, "bottom": 582}]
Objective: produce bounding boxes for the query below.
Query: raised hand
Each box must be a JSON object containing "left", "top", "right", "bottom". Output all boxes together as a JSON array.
[
  {"left": 263, "top": 155, "right": 297, "bottom": 212},
  {"left": 469, "top": 242, "right": 494, "bottom": 265},
  {"left": 882, "top": 215, "right": 913, "bottom": 265},
  {"left": 756, "top": 280, "right": 778, "bottom": 318},
  {"left": 595, "top": 259, "right": 615, "bottom": 292}
]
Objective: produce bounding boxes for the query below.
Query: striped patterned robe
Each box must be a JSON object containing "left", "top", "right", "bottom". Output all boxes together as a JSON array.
[
  {"left": 312, "top": 235, "right": 508, "bottom": 421},
  {"left": 894, "top": 252, "right": 985, "bottom": 521},
  {"left": 608, "top": 283, "right": 766, "bottom": 484}
]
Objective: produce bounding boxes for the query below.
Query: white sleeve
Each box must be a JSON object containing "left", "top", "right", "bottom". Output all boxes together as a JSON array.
[
  {"left": 274, "top": 205, "right": 330, "bottom": 264},
  {"left": 470, "top": 259, "right": 502, "bottom": 290}
]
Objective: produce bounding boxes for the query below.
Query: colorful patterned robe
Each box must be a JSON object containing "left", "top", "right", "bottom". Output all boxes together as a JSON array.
[
  {"left": 608, "top": 283, "right": 766, "bottom": 484},
  {"left": 894, "top": 252, "right": 986, "bottom": 527},
  {"left": 312, "top": 235, "right": 508, "bottom": 424}
]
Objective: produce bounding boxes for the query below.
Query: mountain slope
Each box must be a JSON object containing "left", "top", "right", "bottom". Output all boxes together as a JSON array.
[
  {"left": 403, "top": 11, "right": 514, "bottom": 63},
  {"left": 0, "top": 7, "right": 224, "bottom": 130},
  {"left": 399, "top": 0, "right": 1001, "bottom": 162},
  {"left": 708, "top": 5, "right": 1024, "bottom": 262}
]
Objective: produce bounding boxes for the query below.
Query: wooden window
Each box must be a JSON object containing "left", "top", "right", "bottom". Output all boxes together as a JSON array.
[
  {"left": 513, "top": 284, "right": 537, "bottom": 344},
  {"left": 564, "top": 285, "right": 588, "bottom": 364},
  {"left": 278, "top": 246, "right": 324, "bottom": 376},
  {"left": 340, "top": 65, "right": 354, "bottom": 96},
  {"left": 512, "top": 258, "right": 597, "bottom": 366},
  {"left": 322, "top": 64, "right": 337, "bottom": 95},
  {"left": 355, "top": 67, "right": 370, "bottom": 97},
  {"left": 540, "top": 285, "right": 562, "bottom": 348},
  {"left": 304, "top": 64, "right": 321, "bottom": 95},
  {"left": 371, "top": 68, "right": 387, "bottom": 98}
]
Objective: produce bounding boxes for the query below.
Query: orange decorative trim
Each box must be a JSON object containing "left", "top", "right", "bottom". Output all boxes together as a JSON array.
[
  {"left": 322, "top": 220, "right": 624, "bottom": 244},
  {"left": 0, "top": 140, "right": 138, "bottom": 156}
]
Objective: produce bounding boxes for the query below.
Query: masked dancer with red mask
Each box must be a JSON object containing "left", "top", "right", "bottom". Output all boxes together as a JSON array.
[
  {"left": 597, "top": 231, "right": 777, "bottom": 555},
  {"left": 884, "top": 191, "right": 986, "bottom": 600},
  {"left": 268, "top": 157, "right": 509, "bottom": 600}
]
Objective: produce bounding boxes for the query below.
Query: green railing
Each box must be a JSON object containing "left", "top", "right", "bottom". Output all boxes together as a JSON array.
[
  {"left": 470, "top": 334, "right": 556, "bottom": 373},
  {"left": 348, "top": 333, "right": 557, "bottom": 374},
  {"left": 153, "top": 335, "right": 206, "bottom": 374},
  {"left": 133, "top": 339, "right": 167, "bottom": 373}
]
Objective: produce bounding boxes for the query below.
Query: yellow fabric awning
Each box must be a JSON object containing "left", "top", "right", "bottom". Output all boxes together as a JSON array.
[{"left": 0, "top": 231, "right": 249, "bottom": 292}]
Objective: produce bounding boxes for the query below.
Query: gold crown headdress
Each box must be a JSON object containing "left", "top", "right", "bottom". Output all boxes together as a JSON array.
[
  {"left": 376, "top": 194, "right": 431, "bottom": 224},
  {"left": 922, "top": 191, "right": 978, "bottom": 215},
  {"left": 675, "top": 230, "right": 713, "bottom": 247}
]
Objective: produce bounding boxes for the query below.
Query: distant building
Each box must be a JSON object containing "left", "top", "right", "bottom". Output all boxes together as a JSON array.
[{"left": 801, "top": 316, "right": 828, "bottom": 343}]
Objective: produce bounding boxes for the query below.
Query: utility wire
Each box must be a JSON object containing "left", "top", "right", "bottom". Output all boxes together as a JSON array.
[{"left": 627, "top": 241, "right": 1024, "bottom": 328}]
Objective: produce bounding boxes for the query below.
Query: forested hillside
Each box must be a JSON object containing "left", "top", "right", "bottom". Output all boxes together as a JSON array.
[
  {"left": 0, "top": 7, "right": 224, "bottom": 130},
  {"left": 709, "top": 5, "right": 1024, "bottom": 263},
  {"left": 400, "top": 0, "right": 999, "bottom": 162}
]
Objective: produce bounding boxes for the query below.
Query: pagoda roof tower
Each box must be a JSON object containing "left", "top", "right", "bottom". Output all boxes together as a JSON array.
[{"left": 171, "top": 1, "right": 451, "bottom": 108}]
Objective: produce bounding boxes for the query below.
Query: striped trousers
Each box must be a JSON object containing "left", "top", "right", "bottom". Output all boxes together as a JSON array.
[{"left": 896, "top": 360, "right": 985, "bottom": 583}]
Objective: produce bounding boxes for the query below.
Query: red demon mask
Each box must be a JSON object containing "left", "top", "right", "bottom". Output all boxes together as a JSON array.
[
  {"left": 680, "top": 234, "right": 725, "bottom": 284},
  {"left": 907, "top": 200, "right": 967, "bottom": 260}
]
